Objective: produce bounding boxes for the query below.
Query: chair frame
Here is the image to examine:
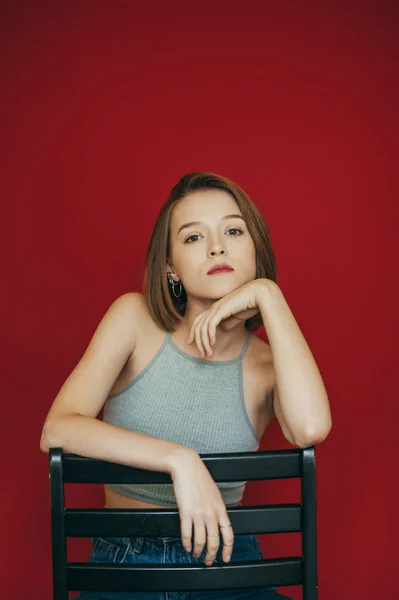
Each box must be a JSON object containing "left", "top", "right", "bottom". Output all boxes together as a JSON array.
[{"left": 49, "top": 446, "right": 318, "bottom": 599}]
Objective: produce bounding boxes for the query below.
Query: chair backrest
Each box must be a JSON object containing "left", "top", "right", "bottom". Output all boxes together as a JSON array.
[{"left": 49, "top": 446, "right": 318, "bottom": 599}]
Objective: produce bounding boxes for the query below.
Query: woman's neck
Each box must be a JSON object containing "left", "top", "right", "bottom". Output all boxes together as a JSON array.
[{"left": 172, "top": 318, "right": 249, "bottom": 360}]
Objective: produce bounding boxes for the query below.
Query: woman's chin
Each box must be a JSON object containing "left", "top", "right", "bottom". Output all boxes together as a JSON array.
[{"left": 206, "top": 282, "right": 243, "bottom": 299}]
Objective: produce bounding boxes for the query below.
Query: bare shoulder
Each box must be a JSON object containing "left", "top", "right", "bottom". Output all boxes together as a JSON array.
[
  {"left": 113, "top": 291, "right": 146, "bottom": 313},
  {"left": 111, "top": 292, "right": 154, "bottom": 351},
  {"left": 41, "top": 292, "right": 154, "bottom": 428},
  {"left": 111, "top": 292, "right": 150, "bottom": 323},
  {"left": 113, "top": 291, "right": 167, "bottom": 355}
]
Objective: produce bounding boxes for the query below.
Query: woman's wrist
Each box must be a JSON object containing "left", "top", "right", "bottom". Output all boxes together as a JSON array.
[
  {"left": 255, "top": 278, "right": 280, "bottom": 312},
  {"left": 165, "top": 445, "right": 199, "bottom": 479}
]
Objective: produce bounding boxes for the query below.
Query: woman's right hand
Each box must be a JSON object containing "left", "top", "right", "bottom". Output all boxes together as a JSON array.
[{"left": 169, "top": 448, "right": 235, "bottom": 566}]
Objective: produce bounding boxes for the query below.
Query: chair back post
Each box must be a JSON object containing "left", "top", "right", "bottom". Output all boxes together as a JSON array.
[
  {"left": 49, "top": 448, "right": 68, "bottom": 600},
  {"left": 301, "top": 446, "right": 318, "bottom": 600}
]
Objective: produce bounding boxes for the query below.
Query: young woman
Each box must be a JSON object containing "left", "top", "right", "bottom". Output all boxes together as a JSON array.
[{"left": 40, "top": 171, "right": 332, "bottom": 599}]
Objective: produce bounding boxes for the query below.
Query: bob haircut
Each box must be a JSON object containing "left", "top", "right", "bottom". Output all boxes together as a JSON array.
[{"left": 143, "top": 171, "right": 277, "bottom": 332}]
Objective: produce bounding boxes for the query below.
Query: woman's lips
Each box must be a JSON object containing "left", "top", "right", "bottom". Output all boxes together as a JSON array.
[{"left": 207, "top": 268, "right": 234, "bottom": 275}]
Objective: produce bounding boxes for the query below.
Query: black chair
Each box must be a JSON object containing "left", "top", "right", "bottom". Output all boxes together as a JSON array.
[{"left": 49, "top": 446, "right": 318, "bottom": 599}]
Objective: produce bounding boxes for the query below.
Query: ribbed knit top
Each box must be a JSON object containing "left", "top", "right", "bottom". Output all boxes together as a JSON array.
[{"left": 102, "top": 330, "right": 260, "bottom": 507}]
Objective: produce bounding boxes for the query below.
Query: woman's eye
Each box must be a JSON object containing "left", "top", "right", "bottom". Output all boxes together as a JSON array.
[
  {"left": 185, "top": 234, "right": 202, "bottom": 243},
  {"left": 184, "top": 229, "right": 242, "bottom": 243}
]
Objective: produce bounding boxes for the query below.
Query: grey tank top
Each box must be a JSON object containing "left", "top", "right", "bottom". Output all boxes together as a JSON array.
[{"left": 103, "top": 330, "right": 260, "bottom": 507}]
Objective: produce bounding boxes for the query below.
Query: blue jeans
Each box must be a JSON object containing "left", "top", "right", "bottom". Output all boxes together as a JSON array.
[{"left": 75, "top": 533, "right": 289, "bottom": 599}]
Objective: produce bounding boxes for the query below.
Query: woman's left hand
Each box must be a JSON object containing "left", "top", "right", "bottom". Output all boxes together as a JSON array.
[{"left": 188, "top": 278, "right": 272, "bottom": 358}]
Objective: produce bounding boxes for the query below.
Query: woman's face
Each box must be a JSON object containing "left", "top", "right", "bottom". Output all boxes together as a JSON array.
[{"left": 167, "top": 189, "right": 257, "bottom": 303}]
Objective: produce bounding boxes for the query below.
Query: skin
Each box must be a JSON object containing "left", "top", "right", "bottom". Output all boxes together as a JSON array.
[
  {"left": 105, "top": 190, "right": 276, "bottom": 566},
  {"left": 43, "top": 188, "right": 330, "bottom": 567},
  {"left": 162, "top": 190, "right": 263, "bottom": 564},
  {"left": 166, "top": 189, "right": 258, "bottom": 359}
]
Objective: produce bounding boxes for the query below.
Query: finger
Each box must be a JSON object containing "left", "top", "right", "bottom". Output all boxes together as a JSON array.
[
  {"left": 207, "top": 313, "right": 223, "bottom": 346},
  {"left": 189, "top": 311, "right": 208, "bottom": 349},
  {"left": 192, "top": 520, "right": 206, "bottom": 558},
  {"left": 219, "top": 520, "right": 234, "bottom": 563},
  {"left": 188, "top": 314, "right": 203, "bottom": 345},
  {"left": 194, "top": 320, "right": 206, "bottom": 358},
  {"left": 207, "top": 305, "right": 220, "bottom": 346},
  {"left": 200, "top": 307, "right": 219, "bottom": 352},
  {"left": 205, "top": 520, "right": 221, "bottom": 566},
  {"left": 180, "top": 515, "right": 193, "bottom": 553},
  {"left": 200, "top": 317, "right": 214, "bottom": 358}
]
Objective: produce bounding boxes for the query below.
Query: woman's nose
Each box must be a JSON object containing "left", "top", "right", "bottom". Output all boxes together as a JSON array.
[
  {"left": 209, "top": 246, "right": 226, "bottom": 257},
  {"left": 207, "top": 233, "right": 228, "bottom": 257}
]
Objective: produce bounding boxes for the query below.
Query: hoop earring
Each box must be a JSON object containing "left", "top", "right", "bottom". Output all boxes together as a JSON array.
[{"left": 168, "top": 277, "right": 182, "bottom": 298}]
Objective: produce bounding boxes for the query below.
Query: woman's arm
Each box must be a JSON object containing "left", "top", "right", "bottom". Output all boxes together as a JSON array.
[
  {"left": 258, "top": 281, "right": 332, "bottom": 448},
  {"left": 40, "top": 291, "right": 238, "bottom": 565},
  {"left": 40, "top": 292, "right": 191, "bottom": 474}
]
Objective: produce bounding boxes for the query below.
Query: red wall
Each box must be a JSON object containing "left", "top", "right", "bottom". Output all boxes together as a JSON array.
[{"left": 1, "top": 2, "right": 397, "bottom": 598}]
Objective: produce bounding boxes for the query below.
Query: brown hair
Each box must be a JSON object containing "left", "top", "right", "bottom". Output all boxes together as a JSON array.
[{"left": 143, "top": 171, "right": 277, "bottom": 332}]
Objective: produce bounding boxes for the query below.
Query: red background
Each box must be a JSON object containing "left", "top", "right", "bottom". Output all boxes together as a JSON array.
[{"left": 1, "top": 2, "right": 397, "bottom": 599}]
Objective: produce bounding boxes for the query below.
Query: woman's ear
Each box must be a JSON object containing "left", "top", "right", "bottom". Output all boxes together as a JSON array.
[{"left": 166, "top": 261, "right": 179, "bottom": 282}]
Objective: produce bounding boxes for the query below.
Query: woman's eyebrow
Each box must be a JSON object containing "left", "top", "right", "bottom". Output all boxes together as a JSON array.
[{"left": 177, "top": 214, "right": 245, "bottom": 235}]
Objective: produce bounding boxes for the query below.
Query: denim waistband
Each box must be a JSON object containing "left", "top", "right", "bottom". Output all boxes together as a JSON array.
[
  {"left": 103, "top": 503, "right": 242, "bottom": 509},
  {"left": 103, "top": 503, "right": 242, "bottom": 543}
]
